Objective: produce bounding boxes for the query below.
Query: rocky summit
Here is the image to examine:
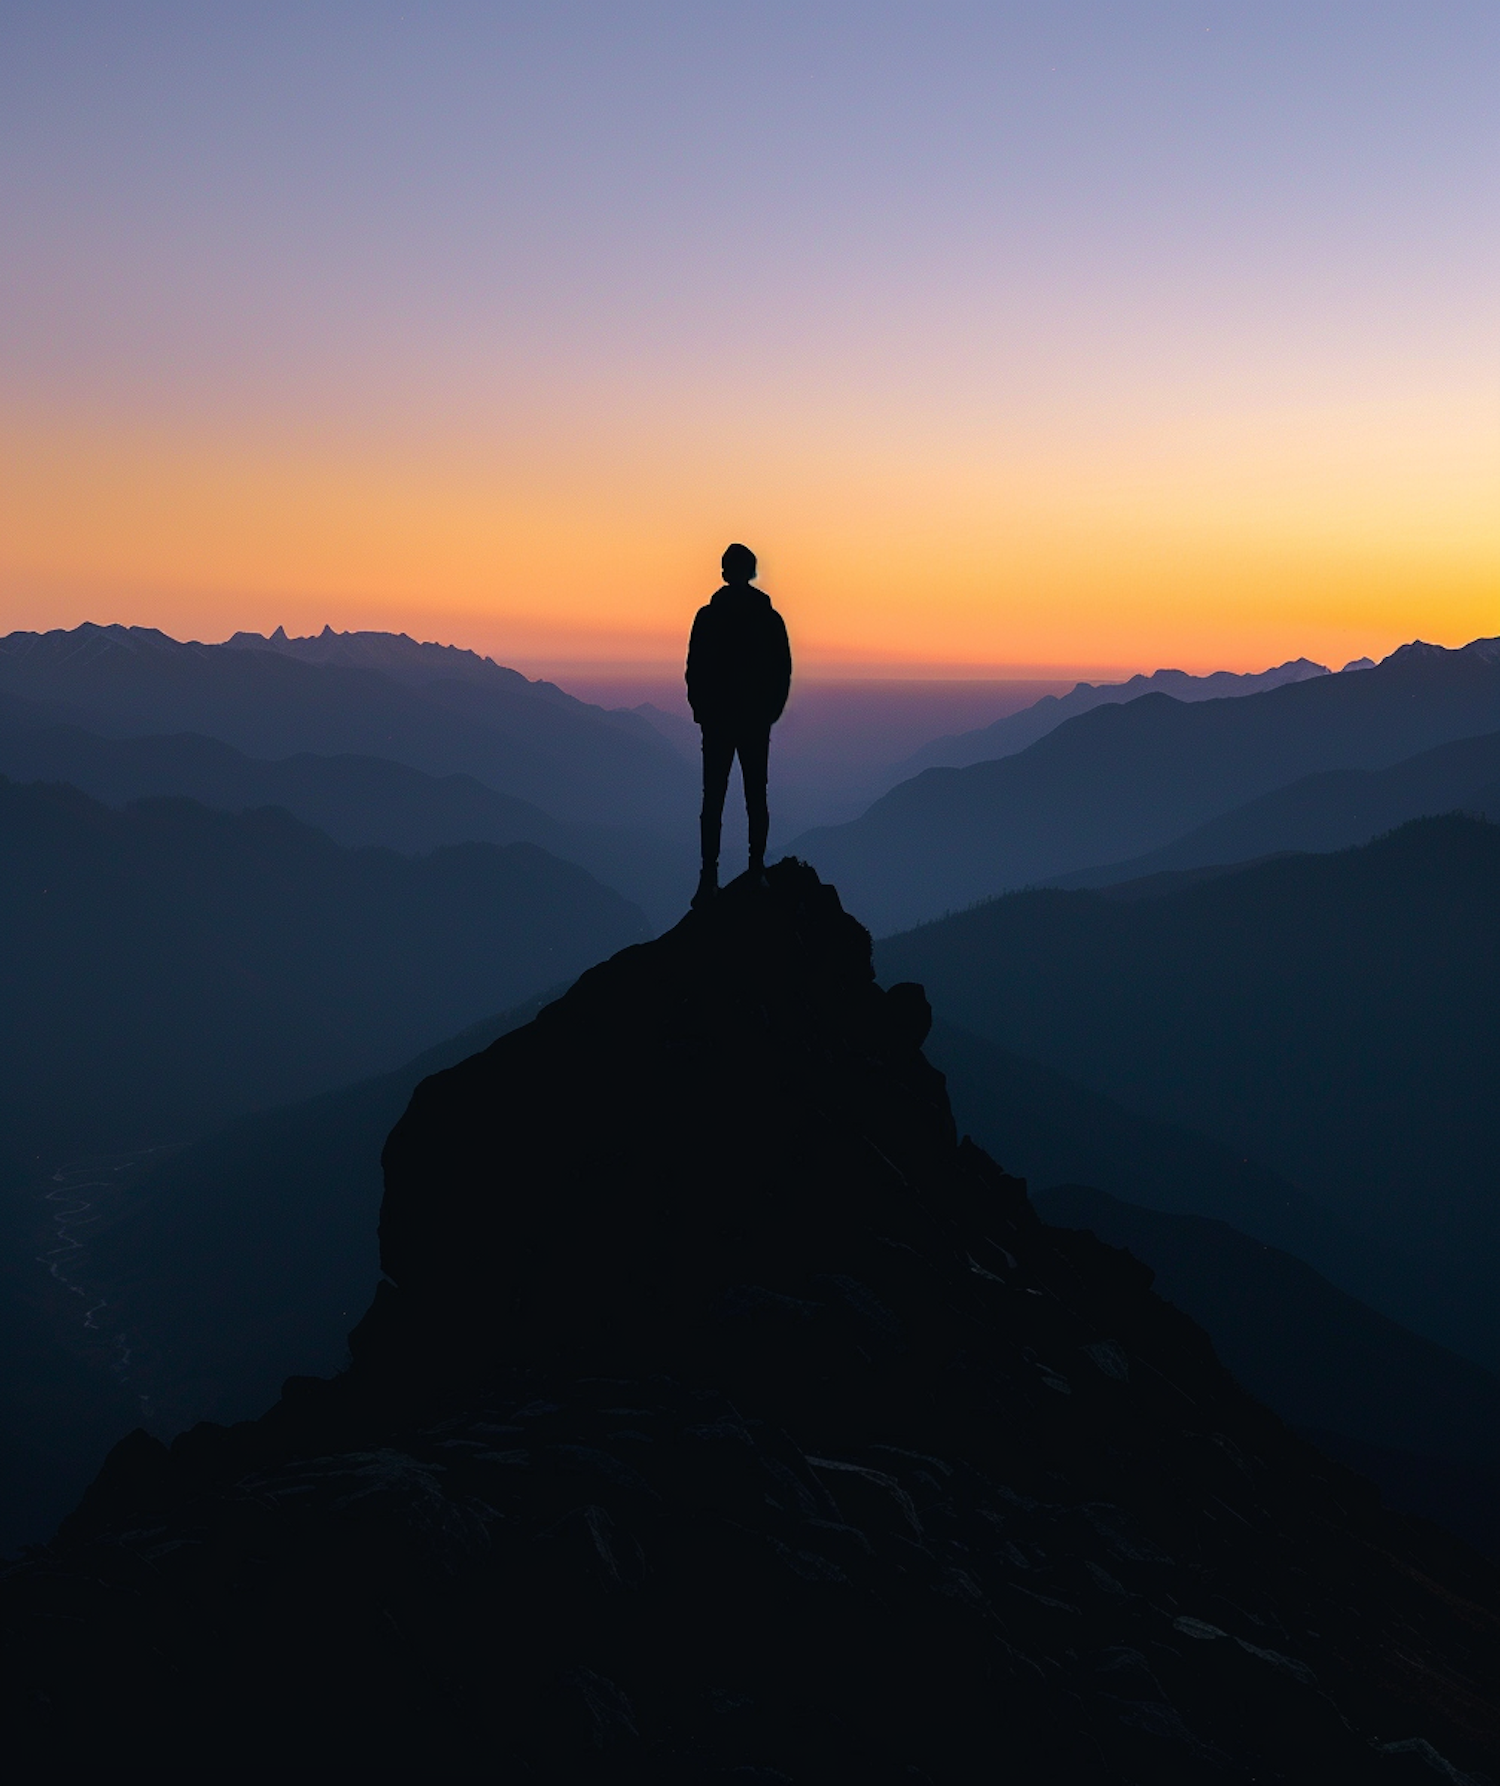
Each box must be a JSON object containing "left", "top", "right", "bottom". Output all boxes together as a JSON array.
[{"left": 6, "top": 861, "right": 1500, "bottom": 1782}]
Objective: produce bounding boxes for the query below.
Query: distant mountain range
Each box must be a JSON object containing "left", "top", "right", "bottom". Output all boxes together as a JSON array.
[
  {"left": 1049, "top": 725, "right": 1500, "bottom": 890},
  {"left": 224, "top": 622, "right": 554, "bottom": 687},
  {"left": 16, "top": 624, "right": 1460, "bottom": 937},
  {"left": 0, "top": 621, "right": 695, "bottom": 835},
  {"left": 880, "top": 814, "right": 1500, "bottom": 1371},
  {"left": 796, "top": 636, "right": 1500, "bottom": 931},
  {"left": 0, "top": 778, "right": 646, "bottom": 1173},
  {"left": 898, "top": 655, "right": 1335, "bottom": 775},
  {"left": 0, "top": 704, "right": 688, "bottom": 925}
]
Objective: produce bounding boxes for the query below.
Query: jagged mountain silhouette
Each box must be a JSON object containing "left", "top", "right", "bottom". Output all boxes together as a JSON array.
[{"left": 6, "top": 864, "right": 1498, "bottom": 1782}]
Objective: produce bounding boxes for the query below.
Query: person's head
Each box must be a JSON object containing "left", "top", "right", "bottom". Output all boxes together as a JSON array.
[{"left": 721, "top": 543, "right": 757, "bottom": 585}]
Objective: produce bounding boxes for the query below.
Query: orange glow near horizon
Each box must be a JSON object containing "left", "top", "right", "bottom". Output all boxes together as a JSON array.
[{"left": 2, "top": 385, "right": 1494, "bottom": 681}]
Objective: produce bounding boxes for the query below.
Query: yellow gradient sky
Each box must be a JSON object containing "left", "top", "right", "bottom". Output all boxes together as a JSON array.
[{"left": 2, "top": 6, "right": 1496, "bottom": 677}]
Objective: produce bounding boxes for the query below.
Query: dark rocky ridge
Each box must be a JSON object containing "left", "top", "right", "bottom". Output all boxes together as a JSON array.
[{"left": 5, "top": 863, "right": 1499, "bottom": 1782}]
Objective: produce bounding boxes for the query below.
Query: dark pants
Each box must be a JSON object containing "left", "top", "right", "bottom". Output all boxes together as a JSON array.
[{"left": 700, "top": 725, "right": 770, "bottom": 872}]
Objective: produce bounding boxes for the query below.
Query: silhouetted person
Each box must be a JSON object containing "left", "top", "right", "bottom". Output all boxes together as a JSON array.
[{"left": 686, "top": 543, "right": 792, "bottom": 907}]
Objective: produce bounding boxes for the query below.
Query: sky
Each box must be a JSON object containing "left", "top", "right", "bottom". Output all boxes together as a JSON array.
[{"left": 1, "top": 2, "right": 1496, "bottom": 677}]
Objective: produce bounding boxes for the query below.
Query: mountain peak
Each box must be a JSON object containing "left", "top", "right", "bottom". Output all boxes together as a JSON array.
[
  {"left": 1383, "top": 635, "right": 1500, "bottom": 668},
  {"left": 223, "top": 622, "right": 530, "bottom": 691},
  {"left": 0, "top": 620, "right": 205, "bottom": 666},
  {"left": 356, "top": 858, "right": 945, "bottom": 1393}
]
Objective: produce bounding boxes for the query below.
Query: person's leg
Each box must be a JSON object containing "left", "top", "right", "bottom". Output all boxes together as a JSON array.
[
  {"left": 698, "top": 727, "right": 734, "bottom": 901},
  {"left": 737, "top": 727, "right": 771, "bottom": 872}
]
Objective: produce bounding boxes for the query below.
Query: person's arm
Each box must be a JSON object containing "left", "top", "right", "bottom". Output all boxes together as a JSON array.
[
  {"left": 767, "top": 612, "right": 792, "bottom": 724},
  {"left": 685, "top": 608, "right": 709, "bottom": 723}
]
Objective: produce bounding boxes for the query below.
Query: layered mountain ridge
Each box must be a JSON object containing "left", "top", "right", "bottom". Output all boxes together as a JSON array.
[
  {"left": 900, "top": 656, "right": 1334, "bottom": 775},
  {"left": 1048, "top": 726, "right": 1500, "bottom": 891},
  {"left": 7, "top": 863, "right": 1498, "bottom": 1782},
  {"left": 0, "top": 777, "right": 646, "bottom": 1169},
  {"left": 797, "top": 635, "right": 1500, "bottom": 931},
  {"left": 0, "top": 705, "right": 683, "bottom": 923},
  {"left": 0, "top": 621, "right": 695, "bottom": 835}
]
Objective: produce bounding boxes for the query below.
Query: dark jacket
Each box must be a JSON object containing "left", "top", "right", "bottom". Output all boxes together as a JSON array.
[{"left": 685, "top": 585, "right": 793, "bottom": 731}]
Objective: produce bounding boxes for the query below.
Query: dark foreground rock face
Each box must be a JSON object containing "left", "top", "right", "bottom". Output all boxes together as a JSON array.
[{"left": 5, "top": 863, "right": 1500, "bottom": 1782}]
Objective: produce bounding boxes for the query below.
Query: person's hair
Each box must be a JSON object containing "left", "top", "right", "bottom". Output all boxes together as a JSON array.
[{"left": 721, "top": 543, "right": 757, "bottom": 580}]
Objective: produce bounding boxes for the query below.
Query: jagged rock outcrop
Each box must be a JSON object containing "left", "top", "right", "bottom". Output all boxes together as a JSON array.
[{"left": 5, "top": 863, "right": 1499, "bottom": 1782}]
